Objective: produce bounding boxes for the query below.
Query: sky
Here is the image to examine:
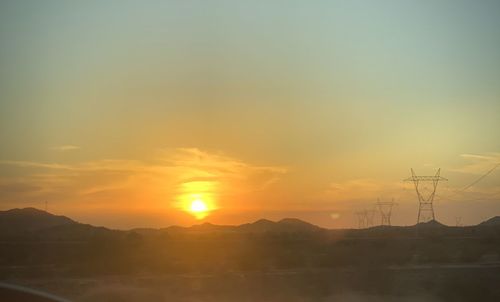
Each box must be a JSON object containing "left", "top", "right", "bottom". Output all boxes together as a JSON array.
[{"left": 1, "top": 0, "right": 499, "bottom": 229}]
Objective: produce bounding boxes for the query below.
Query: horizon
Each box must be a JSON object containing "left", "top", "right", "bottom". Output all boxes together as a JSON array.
[
  {"left": 2, "top": 206, "right": 498, "bottom": 231},
  {"left": 1, "top": 1, "right": 500, "bottom": 229}
]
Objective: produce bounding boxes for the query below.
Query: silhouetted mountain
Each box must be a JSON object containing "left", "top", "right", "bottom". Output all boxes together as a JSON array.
[
  {"left": 0, "top": 208, "right": 119, "bottom": 242},
  {"left": 237, "top": 219, "right": 278, "bottom": 232},
  {"left": 230, "top": 218, "right": 322, "bottom": 233},
  {"left": 159, "top": 218, "right": 324, "bottom": 235},
  {"left": 0, "top": 208, "right": 76, "bottom": 237},
  {"left": 2, "top": 208, "right": 499, "bottom": 239},
  {"left": 479, "top": 216, "right": 500, "bottom": 226},
  {"left": 276, "top": 218, "right": 323, "bottom": 232},
  {"left": 416, "top": 219, "right": 446, "bottom": 228},
  {"left": 0, "top": 208, "right": 499, "bottom": 279}
]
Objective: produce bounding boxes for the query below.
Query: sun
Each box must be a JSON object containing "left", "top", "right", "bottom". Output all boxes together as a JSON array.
[
  {"left": 190, "top": 199, "right": 208, "bottom": 213},
  {"left": 178, "top": 187, "right": 216, "bottom": 219}
]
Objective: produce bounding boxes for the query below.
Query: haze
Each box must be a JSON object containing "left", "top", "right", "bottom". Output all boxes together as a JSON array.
[{"left": 1, "top": 0, "right": 499, "bottom": 229}]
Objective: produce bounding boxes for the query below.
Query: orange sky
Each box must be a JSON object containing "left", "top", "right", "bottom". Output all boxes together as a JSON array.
[
  {"left": 1, "top": 148, "right": 499, "bottom": 228},
  {"left": 1, "top": 1, "right": 500, "bottom": 228}
]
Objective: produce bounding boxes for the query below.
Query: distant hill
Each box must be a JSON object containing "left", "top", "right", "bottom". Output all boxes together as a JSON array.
[
  {"left": 237, "top": 219, "right": 276, "bottom": 233},
  {"left": 0, "top": 208, "right": 117, "bottom": 241},
  {"left": 0, "top": 208, "right": 76, "bottom": 237},
  {"left": 271, "top": 218, "right": 323, "bottom": 232},
  {"left": 1, "top": 208, "right": 500, "bottom": 240},
  {"left": 162, "top": 218, "right": 324, "bottom": 235},
  {"left": 238, "top": 218, "right": 322, "bottom": 233},
  {"left": 0, "top": 208, "right": 499, "bottom": 278},
  {"left": 417, "top": 219, "right": 446, "bottom": 228},
  {"left": 479, "top": 216, "right": 500, "bottom": 226},
  {"left": 0, "top": 209, "right": 326, "bottom": 241}
]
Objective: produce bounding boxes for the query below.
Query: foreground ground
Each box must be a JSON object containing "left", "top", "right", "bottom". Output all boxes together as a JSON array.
[{"left": 5, "top": 264, "right": 500, "bottom": 302}]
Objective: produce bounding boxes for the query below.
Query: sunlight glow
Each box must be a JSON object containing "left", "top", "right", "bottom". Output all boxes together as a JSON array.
[
  {"left": 176, "top": 180, "right": 218, "bottom": 220},
  {"left": 190, "top": 199, "right": 208, "bottom": 213}
]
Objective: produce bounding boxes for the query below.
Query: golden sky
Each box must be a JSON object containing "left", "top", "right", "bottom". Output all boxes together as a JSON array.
[{"left": 1, "top": 1, "right": 499, "bottom": 228}]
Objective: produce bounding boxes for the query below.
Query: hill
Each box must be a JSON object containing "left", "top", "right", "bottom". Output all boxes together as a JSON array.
[
  {"left": 0, "top": 208, "right": 76, "bottom": 237},
  {"left": 0, "top": 208, "right": 499, "bottom": 278},
  {"left": 161, "top": 218, "right": 324, "bottom": 235},
  {"left": 237, "top": 218, "right": 323, "bottom": 233},
  {"left": 0, "top": 208, "right": 118, "bottom": 241},
  {"left": 480, "top": 216, "right": 500, "bottom": 227},
  {"left": 3, "top": 208, "right": 500, "bottom": 239}
]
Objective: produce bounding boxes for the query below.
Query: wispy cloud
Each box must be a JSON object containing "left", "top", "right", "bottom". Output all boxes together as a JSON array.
[
  {"left": 50, "top": 145, "right": 81, "bottom": 152},
  {"left": 451, "top": 153, "right": 500, "bottom": 175},
  {"left": 0, "top": 161, "right": 72, "bottom": 170},
  {"left": 158, "top": 148, "right": 288, "bottom": 211},
  {"left": 161, "top": 148, "right": 287, "bottom": 190},
  {"left": 315, "top": 178, "right": 411, "bottom": 208},
  {"left": 0, "top": 148, "right": 288, "bottom": 212}
]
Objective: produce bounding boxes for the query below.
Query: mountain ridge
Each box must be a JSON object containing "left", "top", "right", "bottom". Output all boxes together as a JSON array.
[
  {"left": 479, "top": 216, "right": 500, "bottom": 226},
  {"left": 0, "top": 207, "right": 76, "bottom": 236},
  {"left": 2, "top": 208, "right": 500, "bottom": 235}
]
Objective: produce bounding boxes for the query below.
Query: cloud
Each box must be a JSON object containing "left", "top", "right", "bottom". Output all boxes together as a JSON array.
[
  {"left": 324, "top": 179, "right": 404, "bottom": 199},
  {"left": 312, "top": 178, "right": 413, "bottom": 211},
  {"left": 0, "top": 160, "right": 72, "bottom": 170},
  {"left": 451, "top": 153, "right": 500, "bottom": 175},
  {"left": 157, "top": 148, "right": 288, "bottom": 211},
  {"left": 0, "top": 148, "right": 287, "bottom": 213},
  {"left": 51, "top": 145, "right": 81, "bottom": 152}
]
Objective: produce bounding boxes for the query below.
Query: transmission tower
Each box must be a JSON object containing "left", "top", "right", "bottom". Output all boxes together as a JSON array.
[
  {"left": 355, "top": 208, "right": 377, "bottom": 229},
  {"left": 355, "top": 211, "right": 367, "bottom": 229},
  {"left": 404, "top": 168, "right": 447, "bottom": 224},
  {"left": 376, "top": 199, "right": 395, "bottom": 226},
  {"left": 365, "top": 208, "right": 377, "bottom": 227}
]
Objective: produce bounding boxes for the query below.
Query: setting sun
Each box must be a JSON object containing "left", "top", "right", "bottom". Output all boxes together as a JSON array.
[
  {"left": 177, "top": 180, "right": 218, "bottom": 220},
  {"left": 185, "top": 196, "right": 211, "bottom": 220},
  {"left": 190, "top": 199, "right": 208, "bottom": 213}
]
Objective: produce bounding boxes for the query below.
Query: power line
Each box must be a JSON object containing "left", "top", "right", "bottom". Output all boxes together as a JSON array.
[
  {"left": 434, "top": 163, "right": 500, "bottom": 202},
  {"left": 459, "top": 163, "right": 500, "bottom": 192}
]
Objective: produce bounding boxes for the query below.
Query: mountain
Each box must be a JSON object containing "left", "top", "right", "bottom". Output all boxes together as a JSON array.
[
  {"left": 132, "top": 219, "right": 318, "bottom": 236},
  {"left": 237, "top": 219, "right": 277, "bottom": 232},
  {"left": 0, "top": 208, "right": 325, "bottom": 241},
  {"left": 1, "top": 208, "right": 499, "bottom": 239},
  {"left": 0, "top": 208, "right": 119, "bottom": 241},
  {"left": 416, "top": 219, "right": 446, "bottom": 228},
  {"left": 275, "top": 218, "right": 323, "bottom": 232},
  {"left": 209, "top": 218, "right": 322, "bottom": 233},
  {"left": 479, "top": 216, "right": 500, "bottom": 227},
  {"left": 160, "top": 218, "right": 324, "bottom": 235},
  {"left": 0, "top": 208, "right": 499, "bottom": 278},
  {"left": 0, "top": 208, "right": 76, "bottom": 237}
]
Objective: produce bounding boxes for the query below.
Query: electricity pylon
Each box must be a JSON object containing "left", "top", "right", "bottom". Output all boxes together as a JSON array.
[
  {"left": 404, "top": 168, "right": 447, "bottom": 224},
  {"left": 355, "top": 208, "right": 377, "bottom": 229},
  {"left": 365, "top": 208, "right": 377, "bottom": 227},
  {"left": 355, "top": 211, "right": 367, "bottom": 229},
  {"left": 376, "top": 199, "right": 395, "bottom": 226}
]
